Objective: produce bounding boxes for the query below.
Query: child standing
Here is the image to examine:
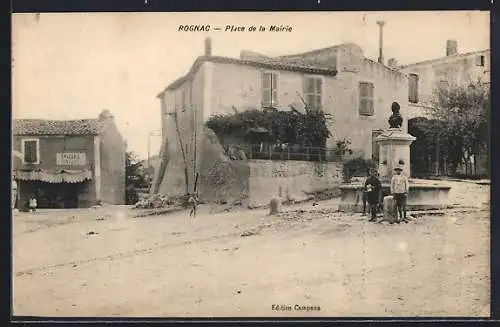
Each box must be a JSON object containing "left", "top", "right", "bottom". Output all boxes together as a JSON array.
[
  {"left": 391, "top": 166, "right": 409, "bottom": 223},
  {"left": 188, "top": 193, "right": 199, "bottom": 218},
  {"left": 364, "top": 169, "right": 382, "bottom": 222},
  {"left": 29, "top": 194, "right": 38, "bottom": 212}
]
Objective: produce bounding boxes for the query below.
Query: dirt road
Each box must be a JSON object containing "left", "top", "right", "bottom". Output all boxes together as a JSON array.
[{"left": 12, "top": 181, "right": 490, "bottom": 317}]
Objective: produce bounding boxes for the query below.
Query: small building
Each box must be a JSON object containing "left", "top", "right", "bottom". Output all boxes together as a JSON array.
[{"left": 12, "top": 110, "right": 126, "bottom": 209}]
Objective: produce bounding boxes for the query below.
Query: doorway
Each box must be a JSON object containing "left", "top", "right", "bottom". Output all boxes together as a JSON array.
[{"left": 35, "top": 182, "right": 81, "bottom": 208}]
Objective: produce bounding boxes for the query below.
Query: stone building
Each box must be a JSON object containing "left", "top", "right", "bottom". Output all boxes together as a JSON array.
[
  {"left": 397, "top": 39, "right": 490, "bottom": 120},
  {"left": 151, "top": 38, "right": 408, "bottom": 197},
  {"left": 397, "top": 40, "right": 490, "bottom": 176},
  {"left": 12, "top": 110, "right": 126, "bottom": 209}
]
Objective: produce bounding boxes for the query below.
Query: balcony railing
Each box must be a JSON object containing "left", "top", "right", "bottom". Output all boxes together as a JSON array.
[{"left": 225, "top": 144, "right": 345, "bottom": 162}]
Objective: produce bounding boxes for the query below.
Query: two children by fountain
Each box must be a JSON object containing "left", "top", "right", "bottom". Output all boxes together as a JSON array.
[{"left": 364, "top": 166, "right": 409, "bottom": 223}]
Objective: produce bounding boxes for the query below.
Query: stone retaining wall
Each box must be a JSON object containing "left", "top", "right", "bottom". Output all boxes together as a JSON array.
[{"left": 247, "top": 160, "right": 343, "bottom": 208}]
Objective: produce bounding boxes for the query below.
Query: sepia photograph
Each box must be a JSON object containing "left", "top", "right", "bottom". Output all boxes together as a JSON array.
[{"left": 11, "top": 11, "right": 490, "bottom": 318}]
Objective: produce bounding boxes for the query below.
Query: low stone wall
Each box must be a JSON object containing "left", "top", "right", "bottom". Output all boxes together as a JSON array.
[{"left": 247, "top": 160, "right": 343, "bottom": 208}]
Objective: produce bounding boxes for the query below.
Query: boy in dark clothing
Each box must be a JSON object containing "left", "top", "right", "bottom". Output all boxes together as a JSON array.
[{"left": 364, "top": 169, "right": 382, "bottom": 222}]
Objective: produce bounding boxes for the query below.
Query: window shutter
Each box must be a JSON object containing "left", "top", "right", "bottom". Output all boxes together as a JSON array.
[
  {"left": 262, "top": 72, "right": 270, "bottom": 105},
  {"left": 315, "top": 78, "right": 322, "bottom": 93},
  {"left": 272, "top": 73, "right": 278, "bottom": 105},
  {"left": 262, "top": 72, "right": 271, "bottom": 89},
  {"left": 409, "top": 74, "right": 419, "bottom": 103},
  {"left": 306, "top": 77, "right": 315, "bottom": 93},
  {"left": 24, "top": 141, "right": 38, "bottom": 164},
  {"left": 316, "top": 78, "right": 322, "bottom": 110},
  {"left": 359, "top": 82, "right": 374, "bottom": 116}
]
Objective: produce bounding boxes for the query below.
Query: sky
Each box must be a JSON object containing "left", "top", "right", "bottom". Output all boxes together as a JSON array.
[{"left": 12, "top": 11, "right": 490, "bottom": 159}]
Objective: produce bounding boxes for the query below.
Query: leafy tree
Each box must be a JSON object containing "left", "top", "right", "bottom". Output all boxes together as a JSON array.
[
  {"left": 125, "top": 151, "right": 149, "bottom": 204},
  {"left": 418, "top": 80, "right": 490, "bottom": 175}
]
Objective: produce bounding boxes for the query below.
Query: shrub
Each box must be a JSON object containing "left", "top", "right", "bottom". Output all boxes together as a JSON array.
[
  {"left": 205, "top": 106, "right": 332, "bottom": 150},
  {"left": 342, "top": 157, "right": 377, "bottom": 182}
]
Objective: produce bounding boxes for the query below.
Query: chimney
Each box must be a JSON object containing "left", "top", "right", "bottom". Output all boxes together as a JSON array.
[
  {"left": 388, "top": 58, "right": 398, "bottom": 68},
  {"left": 377, "top": 20, "right": 386, "bottom": 64},
  {"left": 98, "top": 109, "right": 113, "bottom": 121},
  {"left": 204, "top": 37, "right": 212, "bottom": 56},
  {"left": 446, "top": 39, "right": 458, "bottom": 56}
]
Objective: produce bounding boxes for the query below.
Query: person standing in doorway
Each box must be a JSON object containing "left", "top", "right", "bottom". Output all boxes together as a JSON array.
[
  {"left": 364, "top": 168, "right": 382, "bottom": 222},
  {"left": 391, "top": 166, "right": 409, "bottom": 223}
]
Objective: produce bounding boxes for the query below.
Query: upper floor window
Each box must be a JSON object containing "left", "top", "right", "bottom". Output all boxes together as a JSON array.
[
  {"left": 22, "top": 138, "right": 40, "bottom": 165},
  {"left": 359, "top": 82, "right": 374, "bottom": 116},
  {"left": 408, "top": 73, "right": 419, "bottom": 103},
  {"left": 476, "top": 55, "right": 485, "bottom": 67},
  {"left": 262, "top": 72, "right": 278, "bottom": 107},
  {"left": 304, "top": 76, "right": 323, "bottom": 111}
]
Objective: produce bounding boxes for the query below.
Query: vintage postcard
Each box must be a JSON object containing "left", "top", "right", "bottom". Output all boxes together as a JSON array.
[{"left": 11, "top": 11, "right": 490, "bottom": 318}]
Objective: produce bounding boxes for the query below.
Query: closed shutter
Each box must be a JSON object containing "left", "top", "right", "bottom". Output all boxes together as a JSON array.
[
  {"left": 272, "top": 73, "right": 278, "bottom": 105},
  {"left": 262, "top": 72, "right": 278, "bottom": 106},
  {"left": 359, "top": 82, "right": 374, "bottom": 116},
  {"left": 409, "top": 74, "right": 419, "bottom": 103},
  {"left": 304, "top": 76, "right": 322, "bottom": 111},
  {"left": 315, "top": 78, "right": 322, "bottom": 111},
  {"left": 23, "top": 140, "right": 38, "bottom": 164}
]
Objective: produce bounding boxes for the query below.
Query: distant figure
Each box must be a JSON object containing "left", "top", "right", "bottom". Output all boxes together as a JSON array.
[
  {"left": 361, "top": 169, "right": 369, "bottom": 215},
  {"left": 391, "top": 166, "right": 409, "bottom": 223},
  {"left": 29, "top": 194, "right": 38, "bottom": 212},
  {"left": 388, "top": 102, "right": 403, "bottom": 129},
  {"left": 188, "top": 193, "right": 199, "bottom": 218},
  {"left": 12, "top": 178, "right": 17, "bottom": 210},
  {"left": 364, "top": 169, "right": 382, "bottom": 222}
]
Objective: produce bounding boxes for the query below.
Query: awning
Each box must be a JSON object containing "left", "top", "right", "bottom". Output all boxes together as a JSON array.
[{"left": 14, "top": 169, "right": 93, "bottom": 183}]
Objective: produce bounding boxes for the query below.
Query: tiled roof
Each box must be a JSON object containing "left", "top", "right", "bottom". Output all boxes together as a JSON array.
[
  {"left": 159, "top": 55, "right": 338, "bottom": 95},
  {"left": 398, "top": 49, "right": 490, "bottom": 69},
  {"left": 13, "top": 119, "right": 106, "bottom": 136}
]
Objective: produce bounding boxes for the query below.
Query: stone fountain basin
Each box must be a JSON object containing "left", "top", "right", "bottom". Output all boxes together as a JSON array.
[{"left": 339, "top": 179, "right": 452, "bottom": 213}]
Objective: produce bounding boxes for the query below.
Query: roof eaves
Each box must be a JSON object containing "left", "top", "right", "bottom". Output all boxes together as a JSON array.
[
  {"left": 398, "top": 48, "right": 490, "bottom": 69},
  {"left": 208, "top": 56, "right": 338, "bottom": 75},
  {"left": 157, "top": 55, "right": 338, "bottom": 98}
]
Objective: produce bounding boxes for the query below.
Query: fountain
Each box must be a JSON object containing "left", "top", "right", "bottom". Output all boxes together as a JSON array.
[{"left": 339, "top": 102, "right": 451, "bottom": 212}]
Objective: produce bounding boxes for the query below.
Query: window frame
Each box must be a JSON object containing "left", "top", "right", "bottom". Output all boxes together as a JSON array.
[
  {"left": 303, "top": 75, "right": 324, "bottom": 111},
  {"left": 261, "top": 71, "right": 279, "bottom": 107},
  {"left": 358, "top": 81, "right": 375, "bottom": 116},
  {"left": 408, "top": 73, "right": 419, "bottom": 104},
  {"left": 21, "top": 138, "right": 40, "bottom": 165},
  {"left": 476, "top": 55, "right": 485, "bottom": 67}
]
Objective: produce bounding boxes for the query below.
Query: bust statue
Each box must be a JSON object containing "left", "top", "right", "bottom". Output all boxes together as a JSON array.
[{"left": 388, "top": 102, "right": 403, "bottom": 129}]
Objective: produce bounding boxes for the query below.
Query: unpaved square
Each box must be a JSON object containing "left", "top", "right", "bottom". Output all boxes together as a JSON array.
[{"left": 12, "top": 181, "right": 490, "bottom": 317}]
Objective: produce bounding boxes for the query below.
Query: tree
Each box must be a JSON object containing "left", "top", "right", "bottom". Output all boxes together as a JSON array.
[
  {"left": 419, "top": 80, "right": 490, "bottom": 175},
  {"left": 125, "top": 151, "right": 149, "bottom": 204}
]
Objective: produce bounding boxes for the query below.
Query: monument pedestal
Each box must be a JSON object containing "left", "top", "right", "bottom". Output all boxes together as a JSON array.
[{"left": 376, "top": 128, "right": 415, "bottom": 183}]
